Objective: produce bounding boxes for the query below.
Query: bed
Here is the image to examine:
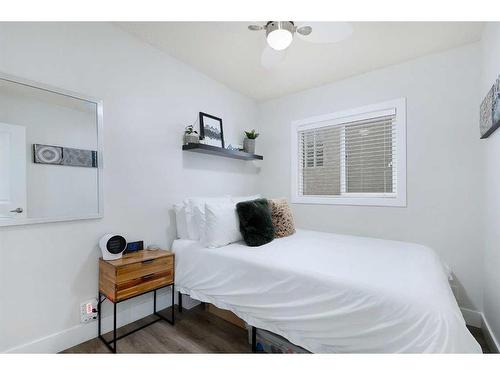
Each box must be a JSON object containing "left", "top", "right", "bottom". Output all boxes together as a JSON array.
[{"left": 172, "top": 229, "right": 481, "bottom": 353}]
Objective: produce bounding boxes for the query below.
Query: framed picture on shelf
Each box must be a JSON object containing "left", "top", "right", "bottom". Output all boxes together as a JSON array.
[{"left": 199, "top": 112, "right": 224, "bottom": 148}]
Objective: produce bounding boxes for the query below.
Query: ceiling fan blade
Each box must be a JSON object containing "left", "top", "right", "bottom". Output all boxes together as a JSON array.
[
  {"left": 296, "top": 22, "right": 353, "bottom": 44},
  {"left": 296, "top": 25, "right": 312, "bottom": 36},
  {"left": 260, "top": 45, "right": 286, "bottom": 69},
  {"left": 248, "top": 24, "right": 264, "bottom": 31}
]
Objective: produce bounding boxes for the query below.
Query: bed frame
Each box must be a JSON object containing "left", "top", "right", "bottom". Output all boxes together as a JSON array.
[{"left": 178, "top": 292, "right": 258, "bottom": 352}]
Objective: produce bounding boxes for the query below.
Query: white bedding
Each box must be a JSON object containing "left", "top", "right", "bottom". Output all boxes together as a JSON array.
[{"left": 172, "top": 230, "right": 481, "bottom": 353}]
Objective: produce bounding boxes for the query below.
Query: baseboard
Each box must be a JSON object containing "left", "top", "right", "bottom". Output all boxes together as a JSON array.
[
  {"left": 460, "top": 307, "right": 483, "bottom": 328},
  {"left": 481, "top": 314, "right": 500, "bottom": 353},
  {"left": 3, "top": 286, "right": 198, "bottom": 353},
  {"left": 5, "top": 318, "right": 102, "bottom": 353},
  {"left": 4, "top": 297, "right": 486, "bottom": 353},
  {"left": 460, "top": 307, "right": 500, "bottom": 353}
]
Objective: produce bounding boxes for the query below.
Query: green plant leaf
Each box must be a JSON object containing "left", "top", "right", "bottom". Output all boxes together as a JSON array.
[{"left": 244, "top": 129, "right": 259, "bottom": 139}]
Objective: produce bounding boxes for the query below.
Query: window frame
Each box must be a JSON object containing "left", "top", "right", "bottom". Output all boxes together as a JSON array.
[{"left": 291, "top": 98, "right": 407, "bottom": 207}]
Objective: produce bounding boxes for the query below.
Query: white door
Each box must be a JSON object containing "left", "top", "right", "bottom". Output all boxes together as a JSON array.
[{"left": 0, "top": 122, "right": 26, "bottom": 219}]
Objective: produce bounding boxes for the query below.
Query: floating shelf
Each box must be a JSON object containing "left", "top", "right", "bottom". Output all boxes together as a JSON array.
[{"left": 182, "top": 143, "right": 263, "bottom": 160}]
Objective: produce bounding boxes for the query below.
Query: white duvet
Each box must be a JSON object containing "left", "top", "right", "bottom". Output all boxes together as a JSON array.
[{"left": 172, "top": 229, "right": 481, "bottom": 353}]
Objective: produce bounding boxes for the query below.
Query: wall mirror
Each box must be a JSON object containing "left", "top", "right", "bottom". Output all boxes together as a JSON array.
[{"left": 0, "top": 73, "right": 103, "bottom": 226}]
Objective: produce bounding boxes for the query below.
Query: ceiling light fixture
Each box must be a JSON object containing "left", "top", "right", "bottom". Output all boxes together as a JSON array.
[
  {"left": 248, "top": 21, "right": 354, "bottom": 69},
  {"left": 265, "top": 21, "right": 294, "bottom": 51}
]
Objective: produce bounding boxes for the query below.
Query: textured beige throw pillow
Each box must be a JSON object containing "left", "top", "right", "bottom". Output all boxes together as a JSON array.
[{"left": 269, "top": 198, "right": 296, "bottom": 238}]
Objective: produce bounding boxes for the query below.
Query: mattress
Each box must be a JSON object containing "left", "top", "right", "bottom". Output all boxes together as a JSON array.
[{"left": 172, "top": 229, "right": 481, "bottom": 353}]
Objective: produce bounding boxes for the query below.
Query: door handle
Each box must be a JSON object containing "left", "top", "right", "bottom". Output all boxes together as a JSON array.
[{"left": 10, "top": 207, "right": 23, "bottom": 213}]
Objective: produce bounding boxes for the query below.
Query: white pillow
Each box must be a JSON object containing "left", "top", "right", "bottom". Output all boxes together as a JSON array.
[
  {"left": 204, "top": 201, "right": 243, "bottom": 248},
  {"left": 174, "top": 204, "right": 189, "bottom": 239},
  {"left": 184, "top": 196, "right": 231, "bottom": 241},
  {"left": 231, "top": 194, "right": 261, "bottom": 203}
]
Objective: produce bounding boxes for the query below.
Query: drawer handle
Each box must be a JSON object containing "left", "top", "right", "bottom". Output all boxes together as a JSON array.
[
  {"left": 142, "top": 259, "right": 155, "bottom": 264},
  {"left": 142, "top": 273, "right": 156, "bottom": 280}
]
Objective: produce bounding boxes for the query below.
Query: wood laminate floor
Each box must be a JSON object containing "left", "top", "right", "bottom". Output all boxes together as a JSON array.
[
  {"left": 468, "top": 326, "right": 491, "bottom": 354},
  {"left": 63, "top": 305, "right": 250, "bottom": 353},
  {"left": 63, "top": 305, "right": 491, "bottom": 354}
]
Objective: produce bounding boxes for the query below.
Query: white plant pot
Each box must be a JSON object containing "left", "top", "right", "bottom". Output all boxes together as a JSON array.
[
  {"left": 184, "top": 133, "right": 199, "bottom": 144},
  {"left": 243, "top": 138, "right": 256, "bottom": 154}
]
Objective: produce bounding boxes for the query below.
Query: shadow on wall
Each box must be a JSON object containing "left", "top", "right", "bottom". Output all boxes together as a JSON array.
[
  {"left": 71, "top": 244, "right": 102, "bottom": 325},
  {"left": 182, "top": 152, "right": 261, "bottom": 175},
  {"left": 450, "top": 274, "right": 476, "bottom": 311},
  {"left": 165, "top": 208, "right": 177, "bottom": 248}
]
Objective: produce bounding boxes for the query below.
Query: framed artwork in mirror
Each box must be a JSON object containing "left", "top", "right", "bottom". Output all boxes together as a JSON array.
[{"left": 33, "top": 144, "right": 98, "bottom": 168}]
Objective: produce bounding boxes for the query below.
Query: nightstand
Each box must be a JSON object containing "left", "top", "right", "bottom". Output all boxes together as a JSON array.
[{"left": 98, "top": 249, "right": 175, "bottom": 353}]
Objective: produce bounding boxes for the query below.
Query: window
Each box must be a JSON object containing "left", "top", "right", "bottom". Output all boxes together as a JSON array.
[{"left": 291, "top": 98, "right": 406, "bottom": 206}]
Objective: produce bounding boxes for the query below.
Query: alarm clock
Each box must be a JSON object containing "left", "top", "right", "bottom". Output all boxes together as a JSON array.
[
  {"left": 125, "top": 240, "right": 144, "bottom": 253},
  {"left": 99, "top": 234, "right": 127, "bottom": 260}
]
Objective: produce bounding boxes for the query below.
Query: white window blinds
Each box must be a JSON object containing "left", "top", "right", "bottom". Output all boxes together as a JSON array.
[{"left": 298, "top": 110, "right": 397, "bottom": 197}]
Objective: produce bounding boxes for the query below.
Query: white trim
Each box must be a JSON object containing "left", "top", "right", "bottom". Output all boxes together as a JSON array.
[
  {"left": 291, "top": 123, "right": 299, "bottom": 202},
  {"left": 459, "top": 308, "right": 499, "bottom": 353},
  {"left": 2, "top": 287, "right": 198, "bottom": 353},
  {"left": 291, "top": 195, "right": 404, "bottom": 207},
  {"left": 482, "top": 314, "right": 500, "bottom": 353},
  {"left": 460, "top": 307, "right": 482, "bottom": 328},
  {"left": 291, "top": 98, "right": 407, "bottom": 207},
  {"left": 292, "top": 106, "right": 396, "bottom": 130},
  {"left": 0, "top": 214, "right": 103, "bottom": 227},
  {"left": 340, "top": 126, "right": 346, "bottom": 193},
  {"left": 5, "top": 301, "right": 493, "bottom": 353},
  {"left": 5, "top": 319, "right": 100, "bottom": 354}
]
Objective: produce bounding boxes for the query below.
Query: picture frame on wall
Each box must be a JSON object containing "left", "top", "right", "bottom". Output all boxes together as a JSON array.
[
  {"left": 199, "top": 112, "right": 224, "bottom": 148},
  {"left": 480, "top": 75, "right": 500, "bottom": 139}
]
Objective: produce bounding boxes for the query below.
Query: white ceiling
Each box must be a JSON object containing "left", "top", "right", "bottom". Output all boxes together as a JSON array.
[{"left": 116, "top": 22, "right": 484, "bottom": 101}]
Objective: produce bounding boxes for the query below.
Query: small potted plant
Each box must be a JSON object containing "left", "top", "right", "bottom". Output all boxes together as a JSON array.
[
  {"left": 243, "top": 129, "right": 259, "bottom": 154},
  {"left": 184, "top": 125, "right": 199, "bottom": 144}
]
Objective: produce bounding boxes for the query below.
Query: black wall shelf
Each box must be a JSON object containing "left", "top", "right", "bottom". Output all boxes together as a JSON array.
[{"left": 182, "top": 143, "right": 263, "bottom": 161}]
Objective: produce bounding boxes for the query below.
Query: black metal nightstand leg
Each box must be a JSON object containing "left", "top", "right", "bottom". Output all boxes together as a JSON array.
[
  {"left": 113, "top": 302, "right": 117, "bottom": 353},
  {"left": 153, "top": 284, "right": 175, "bottom": 326},
  {"left": 98, "top": 284, "right": 174, "bottom": 353},
  {"left": 97, "top": 292, "right": 101, "bottom": 337},
  {"left": 153, "top": 290, "right": 157, "bottom": 313},
  {"left": 171, "top": 285, "right": 175, "bottom": 322},
  {"left": 252, "top": 326, "right": 257, "bottom": 353},
  {"left": 178, "top": 291, "right": 183, "bottom": 312}
]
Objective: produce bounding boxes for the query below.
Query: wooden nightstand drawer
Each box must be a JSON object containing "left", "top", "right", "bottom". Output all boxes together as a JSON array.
[
  {"left": 116, "top": 270, "right": 174, "bottom": 301},
  {"left": 116, "top": 256, "right": 173, "bottom": 283},
  {"left": 99, "top": 250, "right": 174, "bottom": 302}
]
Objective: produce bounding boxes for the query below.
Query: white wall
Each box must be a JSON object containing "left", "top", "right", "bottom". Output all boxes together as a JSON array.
[
  {"left": 257, "top": 44, "right": 483, "bottom": 311},
  {"left": 0, "top": 22, "right": 260, "bottom": 353},
  {"left": 479, "top": 23, "right": 500, "bottom": 347}
]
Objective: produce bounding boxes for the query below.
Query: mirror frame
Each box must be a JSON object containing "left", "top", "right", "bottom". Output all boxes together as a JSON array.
[{"left": 0, "top": 72, "right": 104, "bottom": 227}]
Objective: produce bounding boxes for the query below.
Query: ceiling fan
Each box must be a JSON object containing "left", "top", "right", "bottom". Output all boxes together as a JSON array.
[{"left": 248, "top": 21, "right": 353, "bottom": 69}]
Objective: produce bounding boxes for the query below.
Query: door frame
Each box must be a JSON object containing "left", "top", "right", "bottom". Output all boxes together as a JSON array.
[{"left": 0, "top": 122, "right": 27, "bottom": 218}]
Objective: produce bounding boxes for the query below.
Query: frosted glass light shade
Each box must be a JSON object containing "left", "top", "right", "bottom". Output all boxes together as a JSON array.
[{"left": 267, "top": 29, "right": 293, "bottom": 51}]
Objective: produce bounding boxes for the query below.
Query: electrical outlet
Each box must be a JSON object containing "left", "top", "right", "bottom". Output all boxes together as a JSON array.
[{"left": 80, "top": 298, "right": 98, "bottom": 324}]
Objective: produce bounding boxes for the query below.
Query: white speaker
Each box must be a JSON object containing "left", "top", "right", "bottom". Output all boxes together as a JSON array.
[{"left": 99, "top": 234, "right": 127, "bottom": 261}]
